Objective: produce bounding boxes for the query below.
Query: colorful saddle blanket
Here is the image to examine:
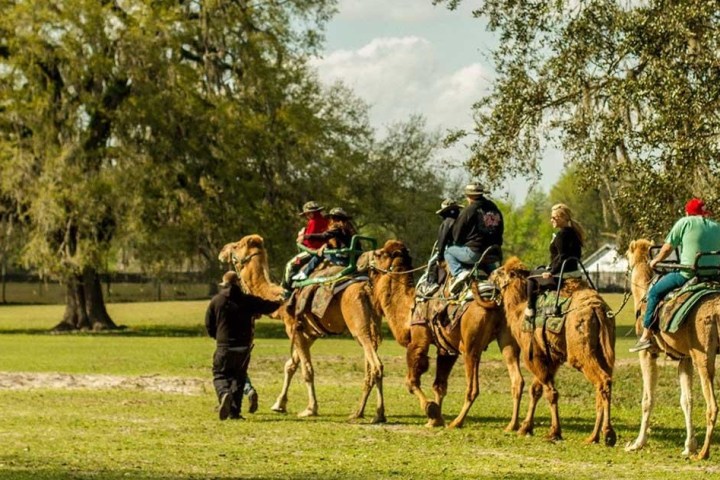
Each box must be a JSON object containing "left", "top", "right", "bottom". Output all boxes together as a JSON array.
[
  {"left": 522, "top": 291, "right": 572, "bottom": 334},
  {"left": 294, "top": 266, "right": 368, "bottom": 321},
  {"left": 657, "top": 281, "right": 720, "bottom": 333}
]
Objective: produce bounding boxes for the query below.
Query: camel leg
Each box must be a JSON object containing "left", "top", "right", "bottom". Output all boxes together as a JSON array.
[
  {"left": 406, "top": 327, "right": 443, "bottom": 427},
  {"left": 498, "top": 333, "right": 524, "bottom": 432},
  {"left": 349, "top": 338, "right": 386, "bottom": 424},
  {"left": 577, "top": 357, "right": 615, "bottom": 446},
  {"left": 690, "top": 349, "right": 718, "bottom": 460},
  {"left": 519, "top": 379, "right": 543, "bottom": 436},
  {"left": 294, "top": 334, "right": 319, "bottom": 418},
  {"left": 271, "top": 347, "right": 300, "bottom": 413},
  {"left": 626, "top": 350, "right": 658, "bottom": 451},
  {"left": 678, "top": 357, "right": 698, "bottom": 457},
  {"left": 543, "top": 378, "right": 562, "bottom": 442},
  {"left": 433, "top": 354, "right": 458, "bottom": 409},
  {"left": 447, "top": 352, "right": 481, "bottom": 429}
]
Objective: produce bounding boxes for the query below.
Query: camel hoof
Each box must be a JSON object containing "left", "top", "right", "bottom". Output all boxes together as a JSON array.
[
  {"left": 425, "top": 417, "right": 444, "bottom": 428},
  {"left": 297, "top": 408, "right": 318, "bottom": 418},
  {"left": 425, "top": 401, "right": 441, "bottom": 420},
  {"left": 692, "top": 449, "right": 710, "bottom": 461},
  {"left": 544, "top": 432, "right": 562, "bottom": 443},
  {"left": 371, "top": 414, "right": 387, "bottom": 424},
  {"left": 604, "top": 429, "right": 617, "bottom": 447},
  {"left": 270, "top": 403, "right": 287, "bottom": 413},
  {"left": 504, "top": 423, "right": 519, "bottom": 433},
  {"left": 447, "top": 421, "right": 463, "bottom": 429},
  {"left": 583, "top": 435, "right": 599, "bottom": 445},
  {"left": 518, "top": 424, "right": 533, "bottom": 437},
  {"left": 624, "top": 441, "right": 643, "bottom": 452}
]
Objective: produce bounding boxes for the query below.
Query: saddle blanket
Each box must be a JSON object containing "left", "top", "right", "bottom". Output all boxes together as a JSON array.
[
  {"left": 523, "top": 291, "right": 572, "bottom": 334},
  {"left": 658, "top": 281, "right": 720, "bottom": 333}
]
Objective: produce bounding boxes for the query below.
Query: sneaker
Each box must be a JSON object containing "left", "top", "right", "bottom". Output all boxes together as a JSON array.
[
  {"left": 629, "top": 338, "right": 653, "bottom": 353},
  {"left": 219, "top": 393, "right": 232, "bottom": 421},
  {"left": 449, "top": 270, "right": 471, "bottom": 294},
  {"left": 229, "top": 413, "right": 245, "bottom": 420},
  {"left": 524, "top": 308, "right": 535, "bottom": 320},
  {"left": 291, "top": 271, "right": 308, "bottom": 281},
  {"left": 248, "top": 389, "right": 259, "bottom": 414}
]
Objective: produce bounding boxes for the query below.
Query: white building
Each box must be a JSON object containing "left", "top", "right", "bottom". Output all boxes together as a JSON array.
[{"left": 583, "top": 244, "right": 629, "bottom": 291}]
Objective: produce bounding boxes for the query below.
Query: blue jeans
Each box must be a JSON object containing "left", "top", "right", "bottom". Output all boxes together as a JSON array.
[
  {"left": 444, "top": 245, "right": 482, "bottom": 277},
  {"left": 642, "top": 271, "right": 687, "bottom": 329}
]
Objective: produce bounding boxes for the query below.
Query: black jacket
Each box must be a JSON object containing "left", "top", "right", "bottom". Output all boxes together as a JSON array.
[
  {"left": 205, "top": 284, "right": 282, "bottom": 347},
  {"left": 548, "top": 227, "right": 582, "bottom": 274},
  {"left": 436, "top": 217, "right": 455, "bottom": 262},
  {"left": 451, "top": 197, "right": 504, "bottom": 254}
]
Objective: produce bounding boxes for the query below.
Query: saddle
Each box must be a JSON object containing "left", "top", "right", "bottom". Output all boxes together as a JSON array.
[
  {"left": 655, "top": 281, "right": 720, "bottom": 333},
  {"left": 412, "top": 279, "right": 500, "bottom": 356},
  {"left": 289, "top": 265, "right": 368, "bottom": 335},
  {"left": 523, "top": 278, "right": 588, "bottom": 334}
]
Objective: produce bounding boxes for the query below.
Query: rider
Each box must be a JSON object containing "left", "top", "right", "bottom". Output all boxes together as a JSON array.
[
  {"left": 524, "top": 203, "right": 585, "bottom": 320},
  {"left": 418, "top": 198, "right": 460, "bottom": 296},
  {"left": 293, "top": 207, "right": 358, "bottom": 280},
  {"left": 630, "top": 198, "right": 720, "bottom": 352},
  {"left": 444, "top": 183, "right": 504, "bottom": 293},
  {"left": 281, "top": 201, "right": 329, "bottom": 289}
]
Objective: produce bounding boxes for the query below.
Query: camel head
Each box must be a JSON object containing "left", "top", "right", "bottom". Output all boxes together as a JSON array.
[
  {"left": 489, "top": 256, "right": 530, "bottom": 308},
  {"left": 626, "top": 239, "right": 652, "bottom": 269},
  {"left": 217, "top": 234, "right": 273, "bottom": 285},
  {"left": 369, "top": 239, "right": 413, "bottom": 274}
]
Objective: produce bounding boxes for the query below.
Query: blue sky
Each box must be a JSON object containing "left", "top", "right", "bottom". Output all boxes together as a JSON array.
[{"left": 311, "top": 0, "right": 563, "bottom": 202}]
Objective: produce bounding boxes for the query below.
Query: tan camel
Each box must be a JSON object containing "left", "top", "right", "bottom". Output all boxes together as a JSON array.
[
  {"left": 218, "top": 234, "right": 387, "bottom": 423},
  {"left": 624, "top": 239, "right": 719, "bottom": 459},
  {"left": 361, "top": 239, "right": 524, "bottom": 429},
  {"left": 489, "top": 257, "right": 616, "bottom": 445}
]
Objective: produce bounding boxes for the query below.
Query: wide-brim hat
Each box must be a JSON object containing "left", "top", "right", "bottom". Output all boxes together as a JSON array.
[
  {"left": 328, "top": 207, "right": 352, "bottom": 219},
  {"left": 435, "top": 198, "right": 460, "bottom": 215},
  {"left": 464, "top": 183, "right": 488, "bottom": 197},
  {"left": 298, "top": 201, "right": 324, "bottom": 216}
]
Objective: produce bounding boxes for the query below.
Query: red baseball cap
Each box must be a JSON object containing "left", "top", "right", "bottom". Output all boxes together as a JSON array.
[{"left": 685, "top": 198, "right": 711, "bottom": 216}]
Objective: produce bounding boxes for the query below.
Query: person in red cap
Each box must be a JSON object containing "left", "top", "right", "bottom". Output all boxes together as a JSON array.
[{"left": 630, "top": 198, "right": 720, "bottom": 352}]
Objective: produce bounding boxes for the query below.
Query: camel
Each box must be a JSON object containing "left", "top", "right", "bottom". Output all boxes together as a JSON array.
[
  {"left": 489, "top": 257, "right": 616, "bottom": 445},
  {"left": 218, "top": 234, "right": 387, "bottom": 423},
  {"left": 624, "top": 239, "right": 719, "bottom": 459},
  {"left": 362, "top": 239, "right": 524, "bottom": 429}
]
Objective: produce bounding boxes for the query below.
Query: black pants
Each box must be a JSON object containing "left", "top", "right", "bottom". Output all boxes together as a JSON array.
[
  {"left": 526, "top": 267, "right": 557, "bottom": 312},
  {"left": 212, "top": 345, "right": 251, "bottom": 416}
]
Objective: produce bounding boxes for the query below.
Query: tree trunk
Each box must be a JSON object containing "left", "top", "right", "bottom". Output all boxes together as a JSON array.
[{"left": 52, "top": 267, "right": 119, "bottom": 331}]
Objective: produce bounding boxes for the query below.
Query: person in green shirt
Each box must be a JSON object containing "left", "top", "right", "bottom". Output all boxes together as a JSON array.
[{"left": 630, "top": 198, "right": 720, "bottom": 352}]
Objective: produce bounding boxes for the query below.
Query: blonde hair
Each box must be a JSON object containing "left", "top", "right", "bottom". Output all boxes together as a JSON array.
[{"left": 552, "top": 203, "right": 585, "bottom": 246}]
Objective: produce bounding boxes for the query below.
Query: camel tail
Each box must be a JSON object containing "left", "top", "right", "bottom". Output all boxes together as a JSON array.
[{"left": 596, "top": 306, "right": 616, "bottom": 370}]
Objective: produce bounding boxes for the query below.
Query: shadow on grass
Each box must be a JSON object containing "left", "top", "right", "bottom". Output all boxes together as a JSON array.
[{"left": 0, "top": 319, "right": 374, "bottom": 339}]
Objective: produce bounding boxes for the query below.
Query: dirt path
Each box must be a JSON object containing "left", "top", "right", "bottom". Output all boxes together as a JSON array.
[{"left": 0, "top": 372, "right": 208, "bottom": 395}]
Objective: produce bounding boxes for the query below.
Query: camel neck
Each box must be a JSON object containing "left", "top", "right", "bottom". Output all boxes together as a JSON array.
[{"left": 377, "top": 276, "right": 414, "bottom": 346}]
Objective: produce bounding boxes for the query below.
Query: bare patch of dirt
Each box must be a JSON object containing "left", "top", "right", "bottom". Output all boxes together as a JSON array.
[{"left": 0, "top": 372, "right": 208, "bottom": 395}]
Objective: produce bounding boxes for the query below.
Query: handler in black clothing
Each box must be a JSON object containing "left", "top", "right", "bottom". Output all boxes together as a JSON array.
[
  {"left": 445, "top": 183, "right": 504, "bottom": 293},
  {"left": 205, "top": 271, "right": 282, "bottom": 420},
  {"left": 524, "top": 203, "right": 585, "bottom": 319}
]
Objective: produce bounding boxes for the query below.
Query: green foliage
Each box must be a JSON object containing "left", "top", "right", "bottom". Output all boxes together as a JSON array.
[
  {"left": 499, "top": 190, "right": 554, "bottom": 267},
  {"left": 438, "top": 0, "right": 720, "bottom": 244}
]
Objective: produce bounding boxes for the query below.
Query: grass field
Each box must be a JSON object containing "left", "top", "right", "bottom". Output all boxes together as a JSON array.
[{"left": 0, "top": 294, "right": 718, "bottom": 479}]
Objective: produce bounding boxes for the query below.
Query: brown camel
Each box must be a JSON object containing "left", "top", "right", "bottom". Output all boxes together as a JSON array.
[
  {"left": 624, "top": 239, "right": 719, "bottom": 459},
  {"left": 361, "top": 239, "right": 524, "bottom": 429},
  {"left": 218, "top": 234, "right": 387, "bottom": 423},
  {"left": 489, "top": 257, "right": 616, "bottom": 445}
]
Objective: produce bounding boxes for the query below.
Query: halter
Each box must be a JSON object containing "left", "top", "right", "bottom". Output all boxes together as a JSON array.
[
  {"left": 368, "top": 250, "right": 427, "bottom": 275},
  {"left": 230, "top": 250, "right": 260, "bottom": 271}
]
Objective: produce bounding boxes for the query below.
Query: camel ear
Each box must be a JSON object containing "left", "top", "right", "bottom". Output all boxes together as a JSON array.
[{"left": 628, "top": 240, "right": 635, "bottom": 253}]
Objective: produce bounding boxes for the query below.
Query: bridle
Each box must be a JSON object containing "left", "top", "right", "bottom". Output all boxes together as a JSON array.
[
  {"left": 368, "top": 250, "right": 427, "bottom": 275},
  {"left": 230, "top": 250, "right": 260, "bottom": 272}
]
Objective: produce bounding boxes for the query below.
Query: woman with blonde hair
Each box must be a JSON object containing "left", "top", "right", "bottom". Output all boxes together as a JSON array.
[{"left": 524, "top": 203, "right": 585, "bottom": 319}]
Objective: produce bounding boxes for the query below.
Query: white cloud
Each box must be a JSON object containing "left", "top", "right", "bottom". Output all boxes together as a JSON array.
[
  {"left": 311, "top": 36, "right": 492, "bottom": 133},
  {"left": 335, "top": 0, "right": 443, "bottom": 22}
]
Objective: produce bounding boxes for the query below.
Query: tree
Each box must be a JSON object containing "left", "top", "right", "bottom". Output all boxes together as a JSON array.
[{"left": 437, "top": 0, "right": 720, "bottom": 244}]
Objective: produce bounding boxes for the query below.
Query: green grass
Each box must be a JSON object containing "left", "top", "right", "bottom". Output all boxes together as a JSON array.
[{"left": 0, "top": 295, "right": 718, "bottom": 479}]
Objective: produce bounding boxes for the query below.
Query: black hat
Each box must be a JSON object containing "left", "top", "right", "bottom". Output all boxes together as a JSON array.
[
  {"left": 435, "top": 198, "right": 460, "bottom": 215},
  {"left": 298, "top": 201, "right": 324, "bottom": 216},
  {"left": 328, "top": 207, "right": 352, "bottom": 219}
]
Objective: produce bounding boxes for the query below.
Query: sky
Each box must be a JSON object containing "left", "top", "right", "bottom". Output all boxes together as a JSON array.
[{"left": 310, "top": 0, "right": 564, "bottom": 203}]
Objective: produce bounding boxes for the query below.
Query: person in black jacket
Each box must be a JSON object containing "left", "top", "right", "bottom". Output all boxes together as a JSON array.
[
  {"left": 445, "top": 183, "right": 504, "bottom": 292},
  {"left": 524, "top": 203, "right": 585, "bottom": 320},
  {"left": 205, "top": 271, "right": 283, "bottom": 420}
]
